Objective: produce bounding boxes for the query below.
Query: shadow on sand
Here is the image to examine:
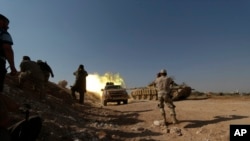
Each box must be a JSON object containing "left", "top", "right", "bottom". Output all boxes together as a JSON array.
[{"left": 182, "top": 115, "right": 249, "bottom": 128}]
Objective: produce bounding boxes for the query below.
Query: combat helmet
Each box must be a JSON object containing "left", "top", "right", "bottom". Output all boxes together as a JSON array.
[{"left": 160, "top": 69, "right": 167, "bottom": 75}]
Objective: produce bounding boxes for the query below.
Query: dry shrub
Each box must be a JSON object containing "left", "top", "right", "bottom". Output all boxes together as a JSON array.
[{"left": 58, "top": 80, "right": 68, "bottom": 88}]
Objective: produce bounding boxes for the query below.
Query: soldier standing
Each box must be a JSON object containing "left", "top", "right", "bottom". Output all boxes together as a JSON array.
[
  {"left": 154, "top": 69, "right": 178, "bottom": 127},
  {"left": 71, "top": 64, "right": 88, "bottom": 104},
  {"left": 0, "top": 14, "right": 42, "bottom": 141},
  {"left": 0, "top": 13, "right": 18, "bottom": 141},
  {"left": 0, "top": 14, "right": 17, "bottom": 94}
]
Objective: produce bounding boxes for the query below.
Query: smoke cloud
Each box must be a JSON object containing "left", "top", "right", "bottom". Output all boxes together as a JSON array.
[{"left": 86, "top": 72, "right": 126, "bottom": 96}]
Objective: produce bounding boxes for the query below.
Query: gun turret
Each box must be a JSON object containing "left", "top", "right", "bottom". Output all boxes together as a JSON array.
[{"left": 130, "top": 83, "right": 193, "bottom": 101}]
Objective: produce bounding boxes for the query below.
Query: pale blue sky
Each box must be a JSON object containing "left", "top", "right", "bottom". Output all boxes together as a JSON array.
[{"left": 1, "top": 0, "right": 250, "bottom": 92}]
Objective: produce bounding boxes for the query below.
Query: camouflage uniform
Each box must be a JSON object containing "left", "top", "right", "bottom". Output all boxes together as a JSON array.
[
  {"left": 71, "top": 65, "right": 88, "bottom": 104},
  {"left": 154, "top": 69, "right": 178, "bottom": 126},
  {"left": 19, "top": 58, "right": 45, "bottom": 99}
]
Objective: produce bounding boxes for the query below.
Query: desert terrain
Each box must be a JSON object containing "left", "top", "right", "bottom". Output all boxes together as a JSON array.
[{"left": 3, "top": 74, "right": 250, "bottom": 141}]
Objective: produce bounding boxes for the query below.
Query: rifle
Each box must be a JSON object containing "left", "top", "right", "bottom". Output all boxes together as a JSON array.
[{"left": 8, "top": 104, "right": 42, "bottom": 141}]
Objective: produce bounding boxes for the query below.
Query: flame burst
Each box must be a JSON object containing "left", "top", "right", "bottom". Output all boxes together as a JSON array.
[{"left": 86, "top": 72, "right": 126, "bottom": 97}]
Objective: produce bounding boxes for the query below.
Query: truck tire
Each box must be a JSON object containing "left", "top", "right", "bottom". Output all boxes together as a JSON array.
[
  {"left": 123, "top": 100, "right": 128, "bottom": 104},
  {"left": 102, "top": 100, "right": 107, "bottom": 106}
]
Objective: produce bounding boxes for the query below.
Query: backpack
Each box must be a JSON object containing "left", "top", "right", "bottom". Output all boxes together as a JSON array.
[
  {"left": 37, "top": 61, "right": 54, "bottom": 77},
  {"left": 37, "top": 61, "right": 52, "bottom": 73}
]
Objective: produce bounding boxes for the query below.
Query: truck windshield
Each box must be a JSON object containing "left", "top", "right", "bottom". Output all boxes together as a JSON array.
[{"left": 105, "top": 85, "right": 121, "bottom": 89}]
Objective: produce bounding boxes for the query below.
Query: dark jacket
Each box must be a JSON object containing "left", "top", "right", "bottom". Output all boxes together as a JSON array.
[{"left": 72, "top": 68, "right": 88, "bottom": 91}]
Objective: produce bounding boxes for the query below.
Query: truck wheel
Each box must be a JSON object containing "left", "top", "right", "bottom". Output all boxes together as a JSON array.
[
  {"left": 102, "top": 100, "right": 107, "bottom": 106},
  {"left": 123, "top": 100, "right": 128, "bottom": 104}
]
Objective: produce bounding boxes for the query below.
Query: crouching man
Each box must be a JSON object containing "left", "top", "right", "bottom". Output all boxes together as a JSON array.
[{"left": 19, "top": 56, "right": 45, "bottom": 100}]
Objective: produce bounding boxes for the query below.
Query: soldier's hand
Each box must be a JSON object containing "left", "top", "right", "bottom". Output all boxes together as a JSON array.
[
  {"left": 10, "top": 72, "right": 16, "bottom": 76},
  {"left": 9, "top": 66, "right": 17, "bottom": 76}
]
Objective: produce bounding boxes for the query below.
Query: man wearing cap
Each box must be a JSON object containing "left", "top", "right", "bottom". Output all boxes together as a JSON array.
[{"left": 154, "top": 69, "right": 178, "bottom": 127}]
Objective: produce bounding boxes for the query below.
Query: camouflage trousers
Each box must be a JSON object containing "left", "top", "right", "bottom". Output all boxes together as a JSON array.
[{"left": 157, "top": 92, "right": 177, "bottom": 125}]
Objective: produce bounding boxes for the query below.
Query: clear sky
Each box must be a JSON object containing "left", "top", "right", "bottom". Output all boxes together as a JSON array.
[{"left": 1, "top": 0, "right": 250, "bottom": 93}]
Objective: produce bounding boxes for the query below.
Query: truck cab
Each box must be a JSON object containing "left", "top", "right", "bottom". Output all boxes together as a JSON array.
[{"left": 101, "top": 82, "right": 129, "bottom": 106}]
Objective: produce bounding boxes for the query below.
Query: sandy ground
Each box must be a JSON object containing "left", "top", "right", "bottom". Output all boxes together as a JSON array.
[
  {"left": 103, "top": 96, "right": 250, "bottom": 141},
  {"left": 4, "top": 75, "right": 250, "bottom": 141}
]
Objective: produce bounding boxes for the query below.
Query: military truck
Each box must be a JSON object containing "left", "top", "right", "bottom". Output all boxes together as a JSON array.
[
  {"left": 101, "top": 82, "right": 129, "bottom": 106},
  {"left": 130, "top": 83, "right": 192, "bottom": 101}
]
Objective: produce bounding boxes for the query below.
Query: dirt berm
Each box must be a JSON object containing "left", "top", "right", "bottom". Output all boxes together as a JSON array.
[{"left": 3, "top": 74, "right": 250, "bottom": 141}]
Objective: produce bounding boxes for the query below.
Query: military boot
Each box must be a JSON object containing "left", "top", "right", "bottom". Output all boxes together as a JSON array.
[{"left": 171, "top": 114, "right": 178, "bottom": 124}]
